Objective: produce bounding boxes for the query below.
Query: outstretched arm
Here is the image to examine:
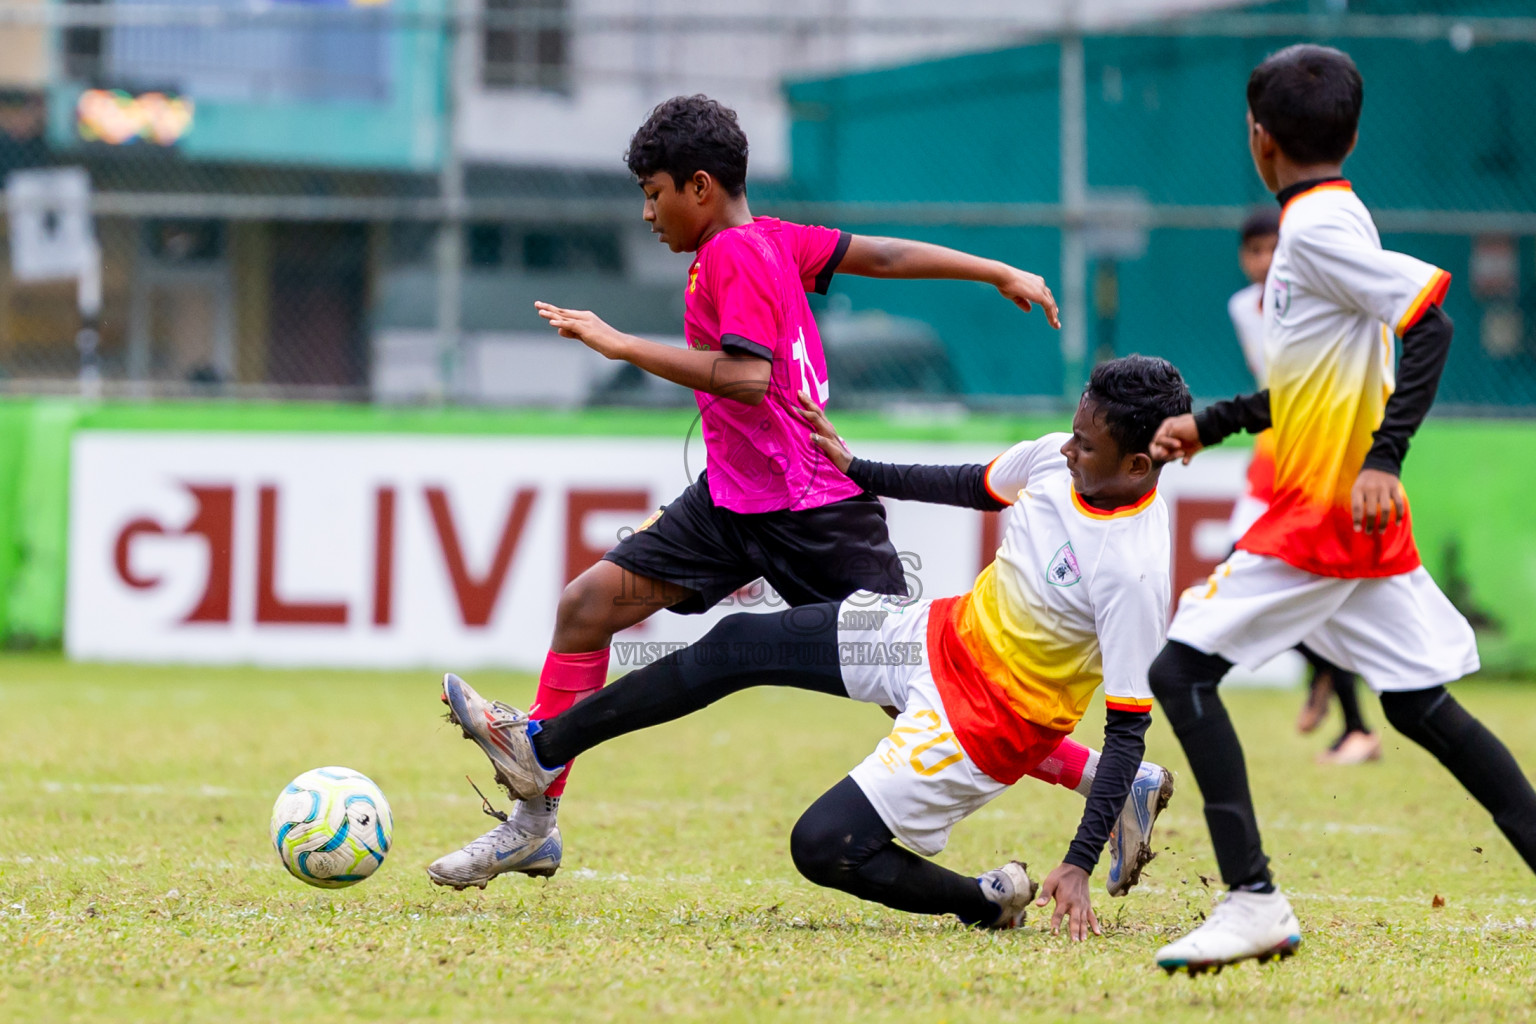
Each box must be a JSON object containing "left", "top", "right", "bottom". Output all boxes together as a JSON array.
[
  {"left": 536, "top": 301, "right": 771, "bottom": 405},
  {"left": 839, "top": 236, "right": 1060, "bottom": 329},
  {"left": 793, "top": 390, "right": 1007, "bottom": 510},
  {"left": 1150, "top": 391, "right": 1271, "bottom": 465}
]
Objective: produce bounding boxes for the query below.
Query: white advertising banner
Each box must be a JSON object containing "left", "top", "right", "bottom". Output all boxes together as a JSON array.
[{"left": 67, "top": 430, "right": 1255, "bottom": 672}]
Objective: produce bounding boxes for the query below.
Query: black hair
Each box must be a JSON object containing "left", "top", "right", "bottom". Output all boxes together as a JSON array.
[
  {"left": 625, "top": 95, "right": 749, "bottom": 197},
  {"left": 1240, "top": 206, "right": 1280, "bottom": 243},
  {"left": 1247, "top": 44, "right": 1363, "bottom": 165},
  {"left": 1083, "top": 355, "right": 1192, "bottom": 458}
]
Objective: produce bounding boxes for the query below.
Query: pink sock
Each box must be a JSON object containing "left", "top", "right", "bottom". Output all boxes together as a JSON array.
[
  {"left": 1028, "top": 737, "right": 1098, "bottom": 797},
  {"left": 530, "top": 648, "right": 609, "bottom": 798}
]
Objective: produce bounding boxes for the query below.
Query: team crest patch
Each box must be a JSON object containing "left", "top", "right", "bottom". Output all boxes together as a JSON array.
[
  {"left": 1046, "top": 543, "right": 1082, "bottom": 587},
  {"left": 1271, "top": 276, "right": 1292, "bottom": 322}
]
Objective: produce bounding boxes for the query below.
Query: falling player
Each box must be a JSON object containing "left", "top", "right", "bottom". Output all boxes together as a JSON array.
[
  {"left": 1229, "top": 207, "right": 1379, "bottom": 765},
  {"left": 1148, "top": 44, "right": 1536, "bottom": 973},
  {"left": 438, "top": 356, "right": 1188, "bottom": 933},
  {"left": 427, "top": 93, "right": 1068, "bottom": 888}
]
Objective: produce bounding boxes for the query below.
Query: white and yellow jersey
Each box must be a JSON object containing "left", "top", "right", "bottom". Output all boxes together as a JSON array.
[
  {"left": 926, "top": 434, "right": 1170, "bottom": 779},
  {"left": 1238, "top": 180, "right": 1448, "bottom": 578}
]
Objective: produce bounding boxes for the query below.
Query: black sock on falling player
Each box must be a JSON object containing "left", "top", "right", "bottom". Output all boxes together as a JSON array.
[
  {"left": 790, "top": 777, "right": 999, "bottom": 925},
  {"left": 1380, "top": 687, "right": 1536, "bottom": 874}
]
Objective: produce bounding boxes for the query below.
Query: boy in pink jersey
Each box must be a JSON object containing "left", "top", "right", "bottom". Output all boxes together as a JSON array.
[{"left": 428, "top": 95, "right": 1069, "bottom": 891}]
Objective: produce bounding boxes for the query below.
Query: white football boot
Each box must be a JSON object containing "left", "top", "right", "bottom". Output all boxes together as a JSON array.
[
  {"left": 1155, "top": 888, "right": 1302, "bottom": 974},
  {"left": 1105, "top": 763, "right": 1175, "bottom": 897},
  {"left": 426, "top": 820, "right": 563, "bottom": 890},
  {"left": 441, "top": 672, "right": 564, "bottom": 801},
  {"left": 976, "top": 861, "right": 1040, "bottom": 929}
]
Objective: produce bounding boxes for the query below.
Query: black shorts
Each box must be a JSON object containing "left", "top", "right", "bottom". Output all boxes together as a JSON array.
[{"left": 604, "top": 471, "right": 909, "bottom": 614}]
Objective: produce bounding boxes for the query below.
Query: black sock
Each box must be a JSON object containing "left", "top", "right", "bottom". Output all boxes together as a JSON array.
[
  {"left": 790, "top": 777, "right": 997, "bottom": 925},
  {"left": 531, "top": 604, "right": 846, "bottom": 767},
  {"left": 1149, "top": 641, "right": 1273, "bottom": 889},
  {"left": 1381, "top": 687, "right": 1536, "bottom": 874}
]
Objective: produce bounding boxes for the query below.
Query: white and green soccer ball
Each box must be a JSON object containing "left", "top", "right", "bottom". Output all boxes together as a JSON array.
[{"left": 269, "top": 767, "right": 393, "bottom": 889}]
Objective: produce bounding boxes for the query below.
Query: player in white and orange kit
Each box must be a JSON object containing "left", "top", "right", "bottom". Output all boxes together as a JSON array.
[
  {"left": 1149, "top": 45, "right": 1536, "bottom": 974},
  {"left": 436, "top": 357, "right": 1190, "bottom": 937},
  {"left": 1230, "top": 207, "right": 1378, "bottom": 764}
]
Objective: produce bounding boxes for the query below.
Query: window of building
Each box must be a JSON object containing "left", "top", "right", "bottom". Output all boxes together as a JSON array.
[{"left": 482, "top": 0, "right": 568, "bottom": 92}]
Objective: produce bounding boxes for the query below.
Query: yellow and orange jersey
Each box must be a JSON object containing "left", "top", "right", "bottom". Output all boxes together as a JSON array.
[
  {"left": 1238, "top": 181, "right": 1449, "bottom": 578},
  {"left": 924, "top": 435, "right": 1170, "bottom": 782}
]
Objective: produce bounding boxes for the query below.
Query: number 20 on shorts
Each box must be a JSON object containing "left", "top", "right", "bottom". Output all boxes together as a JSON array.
[{"left": 877, "top": 709, "right": 965, "bottom": 777}]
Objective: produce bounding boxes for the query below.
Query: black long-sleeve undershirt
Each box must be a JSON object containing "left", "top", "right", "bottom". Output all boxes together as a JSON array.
[
  {"left": 1063, "top": 709, "right": 1150, "bottom": 874},
  {"left": 1362, "top": 304, "right": 1453, "bottom": 476},
  {"left": 844, "top": 457, "right": 1006, "bottom": 511},
  {"left": 1193, "top": 304, "right": 1452, "bottom": 479}
]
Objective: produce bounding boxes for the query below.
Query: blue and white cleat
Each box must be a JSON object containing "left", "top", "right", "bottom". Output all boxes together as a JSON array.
[
  {"left": 1105, "top": 762, "right": 1174, "bottom": 897},
  {"left": 426, "top": 821, "right": 563, "bottom": 890},
  {"left": 976, "top": 861, "right": 1040, "bottom": 929},
  {"left": 441, "top": 673, "right": 564, "bottom": 801},
  {"left": 1155, "top": 888, "right": 1301, "bottom": 975}
]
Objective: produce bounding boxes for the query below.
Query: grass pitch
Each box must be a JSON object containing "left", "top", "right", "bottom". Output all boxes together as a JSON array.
[{"left": 2, "top": 655, "right": 1534, "bottom": 1023}]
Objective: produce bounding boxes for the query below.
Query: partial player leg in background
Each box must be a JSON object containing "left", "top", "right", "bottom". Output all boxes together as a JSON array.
[
  {"left": 1296, "top": 643, "right": 1380, "bottom": 764},
  {"left": 1316, "top": 664, "right": 1382, "bottom": 765}
]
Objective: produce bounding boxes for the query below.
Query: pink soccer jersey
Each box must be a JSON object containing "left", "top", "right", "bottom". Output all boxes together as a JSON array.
[{"left": 682, "top": 217, "right": 862, "bottom": 514}]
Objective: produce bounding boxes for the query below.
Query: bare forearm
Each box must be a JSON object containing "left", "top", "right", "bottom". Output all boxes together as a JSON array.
[
  {"left": 841, "top": 236, "right": 1008, "bottom": 284},
  {"left": 620, "top": 337, "right": 770, "bottom": 405}
]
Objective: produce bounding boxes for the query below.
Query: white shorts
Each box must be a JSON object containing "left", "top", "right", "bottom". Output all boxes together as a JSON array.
[
  {"left": 1168, "top": 550, "right": 1480, "bottom": 692},
  {"left": 838, "top": 592, "right": 1008, "bottom": 857}
]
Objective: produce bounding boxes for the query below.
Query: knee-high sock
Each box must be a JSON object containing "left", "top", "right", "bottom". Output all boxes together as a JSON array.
[
  {"left": 1149, "top": 641, "right": 1272, "bottom": 889},
  {"left": 1028, "top": 737, "right": 1099, "bottom": 797},
  {"left": 530, "top": 648, "right": 609, "bottom": 798},
  {"left": 790, "top": 777, "right": 997, "bottom": 924},
  {"left": 510, "top": 648, "right": 609, "bottom": 831},
  {"left": 1381, "top": 687, "right": 1536, "bottom": 874},
  {"left": 532, "top": 605, "right": 845, "bottom": 769}
]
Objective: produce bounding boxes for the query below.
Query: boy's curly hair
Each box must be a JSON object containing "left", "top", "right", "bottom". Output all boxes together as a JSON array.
[{"left": 626, "top": 95, "right": 749, "bottom": 197}]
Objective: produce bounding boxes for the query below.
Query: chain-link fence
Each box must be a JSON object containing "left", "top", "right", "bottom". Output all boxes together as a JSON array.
[{"left": 2, "top": 4, "right": 1535, "bottom": 410}]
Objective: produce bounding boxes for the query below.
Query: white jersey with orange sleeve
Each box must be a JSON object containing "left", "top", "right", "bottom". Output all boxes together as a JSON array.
[
  {"left": 1238, "top": 181, "right": 1449, "bottom": 578},
  {"left": 835, "top": 434, "right": 1172, "bottom": 856},
  {"left": 880, "top": 434, "right": 1173, "bottom": 788}
]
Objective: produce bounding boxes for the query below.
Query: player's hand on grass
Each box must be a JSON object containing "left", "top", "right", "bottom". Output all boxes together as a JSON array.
[
  {"left": 1035, "top": 863, "right": 1101, "bottom": 942},
  {"left": 995, "top": 266, "right": 1061, "bottom": 330},
  {"left": 1150, "top": 414, "right": 1203, "bottom": 465},
  {"left": 793, "top": 389, "right": 854, "bottom": 473},
  {"left": 535, "top": 301, "right": 631, "bottom": 359},
  {"left": 1352, "top": 468, "right": 1405, "bottom": 535}
]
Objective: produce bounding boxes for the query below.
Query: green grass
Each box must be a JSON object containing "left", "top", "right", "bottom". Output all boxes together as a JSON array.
[{"left": 2, "top": 655, "right": 1534, "bottom": 1023}]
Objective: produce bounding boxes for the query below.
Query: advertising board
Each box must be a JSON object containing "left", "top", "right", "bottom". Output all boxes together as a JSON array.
[{"left": 67, "top": 430, "right": 1251, "bottom": 671}]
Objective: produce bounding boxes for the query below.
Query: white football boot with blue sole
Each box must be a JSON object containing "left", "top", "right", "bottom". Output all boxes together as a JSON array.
[
  {"left": 1105, "top": 762, "right": 1174, "bottom": 897},
  {"left": 427, "top": 820, "right": 563, "bottom": 890},
  {"left": 1155, "top": 888, "right": 1301, "bottom": 974}
]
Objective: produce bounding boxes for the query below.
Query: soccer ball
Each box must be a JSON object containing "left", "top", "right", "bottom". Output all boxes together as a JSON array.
[{"left": 269, "top": 766, "right": 394, "bottom": 889}]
